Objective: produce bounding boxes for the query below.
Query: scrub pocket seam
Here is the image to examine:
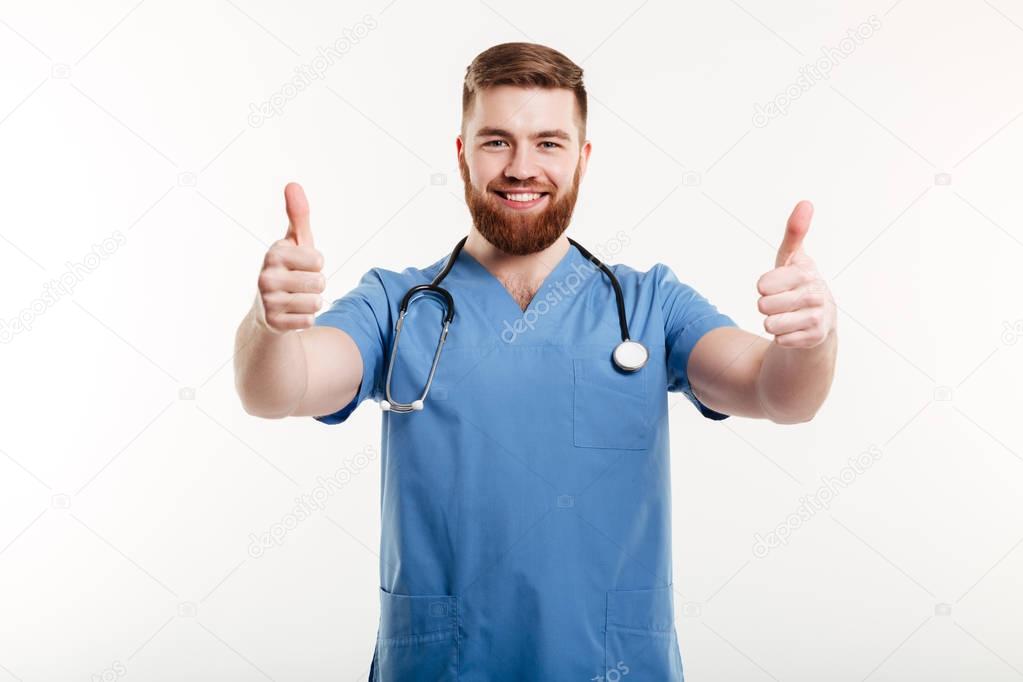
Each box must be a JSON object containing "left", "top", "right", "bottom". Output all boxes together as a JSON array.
[
  {"left": 377, "top": 628, "right": 457, "bottom": 648},
  {"left": 604, "top": 623, "right": 676, "bottom": 637}
]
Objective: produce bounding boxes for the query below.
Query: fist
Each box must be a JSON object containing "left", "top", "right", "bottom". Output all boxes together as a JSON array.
[
  {"left": 756, "top": 200, "right": 836, "bottom": 349},
  {"left": 257, "top": 182, "right": 326, "bottom": 333}
]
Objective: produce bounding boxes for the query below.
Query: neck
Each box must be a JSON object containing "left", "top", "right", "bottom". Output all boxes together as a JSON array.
[{"left": 463, "top": 228, "right": 570, "bottom": 285}]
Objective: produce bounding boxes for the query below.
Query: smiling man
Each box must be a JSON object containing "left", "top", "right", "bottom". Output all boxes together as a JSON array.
[{"left": 234, "top": 42, "right": 837, "bottom": 681}]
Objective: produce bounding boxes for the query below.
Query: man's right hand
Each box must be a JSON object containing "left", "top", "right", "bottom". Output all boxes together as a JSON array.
[
  {"left": 257, "top": 182, "right": 326, "bottom": 333},
  {"left": 236, "top": 181, "right": 363, "bottom": 419}
]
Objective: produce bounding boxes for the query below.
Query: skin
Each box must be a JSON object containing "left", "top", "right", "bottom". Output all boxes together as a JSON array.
[
  {"left": 688, "top": 201, "right": 838, "bottom": 424},
  {"left": 233, "top": 183, "right": 363, "bottom": 419},
  {"left": 233, "top": 86, "right": 837, "bottom": 423},
  {"left": 457, "top": 85, "right": 591, "bottom": 308}
]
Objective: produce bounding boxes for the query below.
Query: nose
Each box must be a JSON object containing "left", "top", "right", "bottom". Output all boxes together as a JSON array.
[{"left": 504, "top": 144, "right": 541, "bottom": 183}]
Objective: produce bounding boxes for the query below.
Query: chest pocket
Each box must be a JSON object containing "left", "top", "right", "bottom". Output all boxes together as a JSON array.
[{"left": 573, "top": 356, "right": 650, "bottom": 450}]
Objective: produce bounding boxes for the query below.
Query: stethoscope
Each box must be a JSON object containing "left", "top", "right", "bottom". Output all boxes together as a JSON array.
[{"left": 379, "top": 236, "right": 649, "bottom": 413}]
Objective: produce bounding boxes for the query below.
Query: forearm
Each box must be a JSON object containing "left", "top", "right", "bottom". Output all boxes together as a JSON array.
[
  {"left": 755, "top": 328, "right": 837, "bottom": 424},
  {"left": 233, "top": 294, "right": 309, "bottom": 418}
]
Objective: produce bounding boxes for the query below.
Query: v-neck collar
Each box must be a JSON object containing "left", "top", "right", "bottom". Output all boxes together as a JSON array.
[
  {"left": 460, "top": 241, "right": 581, "bottom": 316},
  {"left": 441, "top": 239, "right": 591, "bottom": 343}
]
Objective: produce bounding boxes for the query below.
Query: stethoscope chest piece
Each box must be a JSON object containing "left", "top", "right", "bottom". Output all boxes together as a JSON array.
[{"left": 613, "top": 339, "right": 648, "bottom": 372}]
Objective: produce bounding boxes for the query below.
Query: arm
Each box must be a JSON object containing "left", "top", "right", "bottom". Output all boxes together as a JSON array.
[
  {"left": 234, "top": 298, "right": 363, "bottom": 419},
  {"left": 688, "top": 326, "right": 837, "bottom": 424},
  {"left": 233, "top": 183, "right": 363, "bottom": 420},
  {"left": 687, "top": 200, "right": 838, "bottom": 424}
]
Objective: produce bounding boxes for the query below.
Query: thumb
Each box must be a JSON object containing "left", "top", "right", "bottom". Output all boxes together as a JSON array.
[
  {"left": 284, "top": 182, "right": 314, "bottom": 247},
  {"left": 775, "top": 200, "right": 813, "bottom": 268}
]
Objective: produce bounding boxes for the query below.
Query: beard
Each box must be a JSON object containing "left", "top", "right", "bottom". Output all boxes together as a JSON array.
[{"left": 459, "top": 153, "right": 582, "bottom": 256}]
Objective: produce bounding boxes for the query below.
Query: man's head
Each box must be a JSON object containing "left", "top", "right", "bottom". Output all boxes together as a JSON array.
[{"left": 457, "top": 43, "right": 591, "bottom": 256}]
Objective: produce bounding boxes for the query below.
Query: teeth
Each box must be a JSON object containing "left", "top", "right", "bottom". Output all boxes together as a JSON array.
[{"left": 505, "top": 192, "right": 542, "bottom": 202}]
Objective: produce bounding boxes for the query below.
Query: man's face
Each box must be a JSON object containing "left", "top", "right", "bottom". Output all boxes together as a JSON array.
[{"left": 457, "top": 85, "right": 590, "bottom": 256}]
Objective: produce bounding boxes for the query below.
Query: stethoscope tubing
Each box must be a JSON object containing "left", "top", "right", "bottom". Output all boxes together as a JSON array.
[{"left": 380, "top": 236, "right": 644, "bottom": 413}]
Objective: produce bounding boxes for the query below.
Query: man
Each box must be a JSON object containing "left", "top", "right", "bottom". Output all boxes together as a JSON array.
[{"left": 234, "top": 42, "right": 837, "bottom": 681}]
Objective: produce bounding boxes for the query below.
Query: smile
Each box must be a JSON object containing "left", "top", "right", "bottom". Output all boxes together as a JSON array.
[{"left": 492, "top": 190, "right": 549, "bottom": 209}]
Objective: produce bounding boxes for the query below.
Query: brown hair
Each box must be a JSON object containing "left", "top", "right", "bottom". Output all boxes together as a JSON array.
[{"left": 462, "top": 42, "right": 587, "bottom": 143}]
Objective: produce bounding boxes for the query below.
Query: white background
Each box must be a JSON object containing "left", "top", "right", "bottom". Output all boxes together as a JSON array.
[{"left": 1, "top": 0, "right": 1022, "bottom": 680}]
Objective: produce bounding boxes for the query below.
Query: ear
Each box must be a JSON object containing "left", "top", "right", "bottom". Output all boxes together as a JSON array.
[{"left": 578, "top": 139, "right": 592, "bottom": 181}]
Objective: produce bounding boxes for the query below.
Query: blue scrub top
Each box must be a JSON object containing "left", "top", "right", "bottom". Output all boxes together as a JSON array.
[{"left": 313, "top": 241, "right": 737, "bottom": 681}]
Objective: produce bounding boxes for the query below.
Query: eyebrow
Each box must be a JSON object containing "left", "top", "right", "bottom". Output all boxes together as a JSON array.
[{"left": 475, "top": 127, "right": 572, "bottom": 142}]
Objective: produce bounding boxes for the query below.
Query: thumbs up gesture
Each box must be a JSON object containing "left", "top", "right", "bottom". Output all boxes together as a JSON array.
[
  {"left": 756, "top": 201, "right": 836, "bottom": 348},
  {"left": 256, "top": 182, "right": 326, "bottom": 333}
]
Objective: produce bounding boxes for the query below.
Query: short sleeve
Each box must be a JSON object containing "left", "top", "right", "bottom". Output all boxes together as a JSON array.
[
  {"left": 657, "top": 263, "right": 738, "bottom": 420},
  {"left": 311, "top": 269, "right": 389, "bottom": 424}
]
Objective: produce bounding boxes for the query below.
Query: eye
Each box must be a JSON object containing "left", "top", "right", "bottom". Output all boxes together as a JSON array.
[
  {"left": 540, "top": 141, "right": 561, "bottom": 149},
  {"left": 483, "top": 140, "right": 508, "bottom": 148}
]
